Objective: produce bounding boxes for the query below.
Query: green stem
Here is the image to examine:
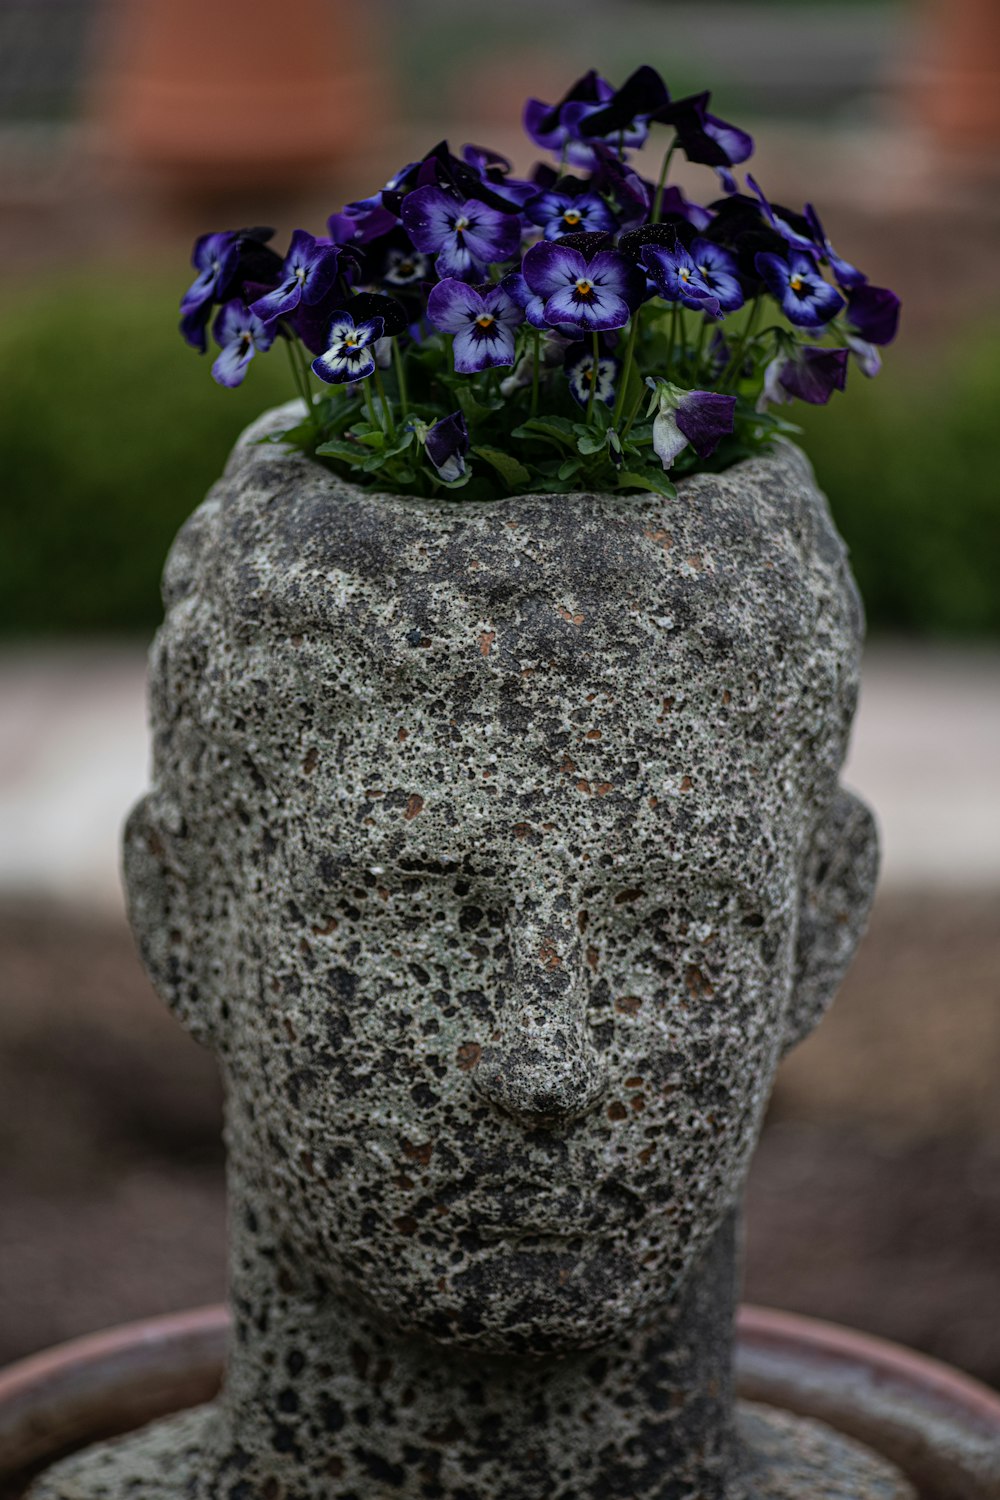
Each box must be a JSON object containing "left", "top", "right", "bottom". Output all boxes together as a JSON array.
[
  {"left": 373, "top": 366, "right": 397, "bottom": 439},
  {"left": 587, "top": 331, "right": 600, "bottom": 422},
  {"left": 391, "top": 339, "right": 409, "bottom": 420},
  {"left": 619, "top": 383, "right": 648, "bottom": 442},
  {"left": 362, "top": 376, "right": 381, "bottom": 432},
  {"left": 612, "top": 312, "right": 640, "bottom": 429},
  {"left": 721, "top": 297, "right": 762, "bottom": 390},
  {"left": 530, "top": 329, "right": 541, "bottom": 419},
  {"left": 651, "top": 138, "right": 677, "bottom": 224},
  {"left": 284, "top": 338, "right": 318, "bottom": 434},
  {"left": 692, "top": 315, "right": 709, "bottom": 382},
  {"left": 666, "top": 303, "right": 680, "bottom": 377}
]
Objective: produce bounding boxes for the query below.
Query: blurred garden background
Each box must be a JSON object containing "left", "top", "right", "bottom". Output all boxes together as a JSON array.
[{"left": 1, "top": 0, "right": 999, "bottom": 1392}]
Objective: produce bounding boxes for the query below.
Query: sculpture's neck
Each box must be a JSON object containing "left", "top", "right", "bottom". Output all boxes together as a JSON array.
[{"left": 204, "top": 1151, "right": 742, "bottom": 1500}]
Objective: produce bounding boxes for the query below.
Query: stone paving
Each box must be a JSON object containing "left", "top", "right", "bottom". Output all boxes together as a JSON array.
[{"left": 1, "top": 642, "right": 997, "bottom": 912}]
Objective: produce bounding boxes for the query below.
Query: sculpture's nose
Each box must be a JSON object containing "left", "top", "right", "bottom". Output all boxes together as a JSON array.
[{"left": 471, "top": 901, "right": 610, "bottom": 1127}]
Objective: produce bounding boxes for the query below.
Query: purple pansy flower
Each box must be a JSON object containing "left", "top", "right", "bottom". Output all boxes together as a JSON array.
[
  {"left": 311, "top": 312, "right": 385, "bottom": 384},
  {"left": 755, "top": 250, "right": 844, "bottom": 328},
  {"left": 250, "top": 230, "right": 341, "bottom": 324},
  {"left": 209, "top": 301, "right": 275, "bottom": 388},
  {"left": 462, "top": 145, "right": 537, "bottom": 208},
  {"left": 522, "top": 242, "right": 643, "bottom": 333},
  {"left": 689, "top": 238, "right": 745, "bottom": 313},
  {"left": 639, "top": 243, "right": 721, "bottom": 316},
  {"left": 647, "top": 381, "right": 737, "bottom": 469},
  {"left": 759, "top": 345, "right": 849, "bottom": 409},
  {"left": 846, "top": 284, "right": 901, "bottom": 346},
  {"left": 426, "top": 278, "right": 523, "bottom": 373},
  {"left": 524, "top": 70, "right": 648, "bottom": 167},
  {"left": 425, "top": 410, "right": 470, "bottom": 482},
  {"left": 527, "top": 189, "right": 617, "bottom": 241},
  {"left": 179, "top": 231, "right": 240, "bottom": 349},
  {"left": 565, "top": 342, "right": 619, "bottom": 408},
  {"left": 401, "top": 186, "right": 522, "bottom": 281}
]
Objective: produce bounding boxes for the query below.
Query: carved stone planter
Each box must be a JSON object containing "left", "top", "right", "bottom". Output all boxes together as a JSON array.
[{"left": 13, "top": 416, "right": 990, "bottom": 1499}]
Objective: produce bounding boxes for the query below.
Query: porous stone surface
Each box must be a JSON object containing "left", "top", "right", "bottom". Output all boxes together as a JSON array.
[{"left": 30, "top": 410, "right": 888, "bottom": 1499}]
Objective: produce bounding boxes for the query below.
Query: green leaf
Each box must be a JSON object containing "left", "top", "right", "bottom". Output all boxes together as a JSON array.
[
  {"left": 617, "top": 468, "right": 677, "bottom": 498},
  {"left": 471, "top": 445, "right": 531, "bottom": 487},
  {"left": 315, "top": 437, "right": 368, "bottom": 463},
  {"left": 511, "top": 416, "right": 577, "bottom": 451},
  {"left": 557, "top": 456, "right": 583, "bottom": 481},
  {"left": 575, "top": 430, "right": 607, "bottom": 456}
]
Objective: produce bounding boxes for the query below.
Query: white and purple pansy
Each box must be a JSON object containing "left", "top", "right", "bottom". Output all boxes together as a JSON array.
[
  {"left": 250, "top": 230, "right": 342, "bottom": 324},
  {"left": 210, "top": 301, "right": 275, "bottom": 388},
  {"left": 426, "top": 278, "right": 524, "bottom": 373},
  {"left": 646, "top": 379, "right": 736, "bottom": 470},
  {"left": 522, "top": 242, "right": 643, "bottom": 333},
  {"left": 565, "top": 342, "right": 619, "bottom": 408},
  {"left": 754, "top": 250, "right": 844, "bottom": 329},
  {"left": 638, "top": 243, "right": 722, "bottom": 317},
  {"left": 311, "top": 312, "right": 385, "bottom": 384},
  {"left": 424, "top": 410, "right": 470, "bottom": 482},
  {"left": 401, "top": 186, "right": 522, "bottom": 282},
  {"left": 526, "top": 189, "right": 617, "bottom": 242}
]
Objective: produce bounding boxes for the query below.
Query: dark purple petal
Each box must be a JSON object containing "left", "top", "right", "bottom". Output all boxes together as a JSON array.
[
  {"left": 779, "top": 346, "right": 849, "bottom": 404},
  {"left": 427, "top": 278, "right": 485, "bottom": 333},
  {"left": 658, "top": 92, "right": 753, "bottom": 167},
  {"left": 703, "top": 113, "right": 753, "bottom": 166},
  {"left": 425, "top": 410, "right": 469, "bottom": 481},
  {"left": 452, "top": 319, "right": 516, "bottom": 374},
  {"left": 577, "top": 64, "right": 670, "bottom": 137},
  {"left": 522, "top": 241, "right": 587, "bottom": 298},
  {"left": 675, "top": 391, "right": 736, "bottom": 456},
  {"left": 846, "top": 284, "right": 900, "bottom": 345},
  {"left": 803, "top": 204, "right": 866, "bottom": 290}
]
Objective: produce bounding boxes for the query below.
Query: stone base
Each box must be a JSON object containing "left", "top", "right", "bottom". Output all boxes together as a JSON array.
[{"left": 28, "top": 1399, "right": 913, "bottom": 1500}]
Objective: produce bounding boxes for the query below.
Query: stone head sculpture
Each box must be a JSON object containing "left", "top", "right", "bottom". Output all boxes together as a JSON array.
[{"left": 37, "top": 415, "right": 896, "bottom": 1499}]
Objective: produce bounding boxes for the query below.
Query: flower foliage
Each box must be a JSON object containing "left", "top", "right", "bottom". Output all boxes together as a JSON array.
[{"left": 179, "top": 66, "right": 900, "bottom": 500}]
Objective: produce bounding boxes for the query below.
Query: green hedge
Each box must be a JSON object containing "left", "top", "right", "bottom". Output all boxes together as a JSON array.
[{"left": 0, "top": 271, "right": 997, "bottom": 636}]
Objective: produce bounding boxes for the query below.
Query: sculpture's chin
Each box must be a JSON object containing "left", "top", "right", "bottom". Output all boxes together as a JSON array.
[{"left": 353, "top": 1238, "right": 656, "bottom": 1356}]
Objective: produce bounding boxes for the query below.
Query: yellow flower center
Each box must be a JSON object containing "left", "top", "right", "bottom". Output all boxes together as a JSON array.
[
  {"left": 575, "top": 278, "right": 594, "bottom": 298},
  {"left": 563, "top": 210, "right": 582, "bottom": 225},
  {"left": 476, "top": 314, "right": 495, "bottom": 329},
  {"left": 789, "top": 275, "right": 805, "bottom": 293}
]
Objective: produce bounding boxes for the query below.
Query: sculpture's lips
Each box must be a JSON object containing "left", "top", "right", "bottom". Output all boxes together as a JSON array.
[{"left": 440, "top": 1178, "right": 646, "bottom": 1237}]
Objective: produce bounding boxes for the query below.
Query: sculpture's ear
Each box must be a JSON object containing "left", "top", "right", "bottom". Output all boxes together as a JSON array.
[
  {"left": 784, "top": 786, "right": 879, "bottom": 1053},
  {"left": 123, "top": 794, "right": 216, "bottom": 1047}
]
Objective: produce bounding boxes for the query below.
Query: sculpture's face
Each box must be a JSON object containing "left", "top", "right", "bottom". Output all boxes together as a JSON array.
[
  {"left": 219, "top": 655, "right": 804, "bottom": 1355},
  {"left": 134, "top": 447, "right": 872, "bottom": 1355}
]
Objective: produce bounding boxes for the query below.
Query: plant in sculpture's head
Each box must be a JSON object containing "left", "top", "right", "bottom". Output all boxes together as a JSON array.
[{"left": 179, "top": 65, "right": 900, "bottom": 501}]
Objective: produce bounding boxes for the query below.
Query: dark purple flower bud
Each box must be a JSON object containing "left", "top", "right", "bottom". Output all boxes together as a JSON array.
[
  {"left": 526, "top": 188, "right": 617, "bottom": 241},
  {"left": 311, "top": 312, "right": 384, "bottom": 385},
  {"left": 676, "top": 389, "right": 737, "bottom": 456},
  {"left": 522, "top": 243, "right": 643, "bottom": 333},
  {"left": 639, "top": 243, "right": 721, "bottom": 316},
  {"left": 209, "top": 301, "right": 275, "bottom": 388},
  {"left": 755, "top": 250, "right": 844, "bottom": 328},
  {"left": 402, "top": 186, "right": 522, "bottom": 281},
  {"left": 565, "top": 341, "right": 619, "bottom": 408},
  {"left": 426, "top": 278, "right": 523, "bottom": 373},
  {"left": 760, "top": 345, "right": 849, "bottom": 408},
  {"left": 649, "top": 381, "right": 736, "bottom": 468},
  {"left": 425, "top": 410, "right": 470, "bottom": 483},
  {"left": 250, "top": 230, "right": 341, "bottom": 324},
  {"left": 846, "top": 284, "right": 900, "bottom": 346},
  {"left": 803, "top": 204, "right": 866, "bottom": 290},
  {"left": 658, "top": 92, "right": 753, "bottom": 168}
]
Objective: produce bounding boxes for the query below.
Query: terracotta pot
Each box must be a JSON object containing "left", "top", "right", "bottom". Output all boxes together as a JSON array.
[{"left": 1, "top": 1306, "right": 997, "bottom": 1499}]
